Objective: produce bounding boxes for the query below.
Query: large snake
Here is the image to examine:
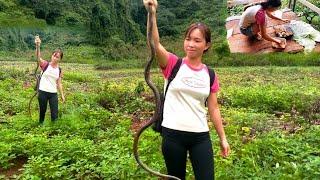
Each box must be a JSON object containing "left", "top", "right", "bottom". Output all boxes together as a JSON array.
[
  {"left": 132, "top": 4, "right": 180, "bottom": 180},
  {"left": 28, "top": 35, "right": 40, "bottom": 118}
]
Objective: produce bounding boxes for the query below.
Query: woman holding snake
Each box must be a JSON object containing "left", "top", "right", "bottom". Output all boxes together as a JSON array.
[
  {"left": 34, "top": 36, "right": 65, "bottom": 124},
  {"left": 143, "top": 0, "right": 230, "bottom": 179}
]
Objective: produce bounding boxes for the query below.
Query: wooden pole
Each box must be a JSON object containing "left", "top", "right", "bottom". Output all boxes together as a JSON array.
[
  {"left": 288, "top": 0, "right": 292, "bottom": 9},
  {"left": 293, "top": 0, "right": 297, "bottom": 12},
  {"left": 298, "top": 0, "right": 320, "bottom": 15}
]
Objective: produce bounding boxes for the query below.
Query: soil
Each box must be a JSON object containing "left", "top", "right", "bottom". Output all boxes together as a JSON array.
[
  {"left": 0, "top": 156, "right": 28, "bottom": 178},
  {"left": 131, "top": 112, "right": 151, "bottom": 133},
  {"left": 130, "top": 92, "right": 155, "bottom": 133}
]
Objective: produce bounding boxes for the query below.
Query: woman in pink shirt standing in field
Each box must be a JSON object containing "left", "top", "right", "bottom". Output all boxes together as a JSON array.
[
  {"left": 34, "top": 36, "right": 65, "bottom": 124},
  {"left": 143, "top": 0, "right": 230, "bottom": 179},
  {"left": 239, "top": 0, "right": 290, "bottom": 48}
]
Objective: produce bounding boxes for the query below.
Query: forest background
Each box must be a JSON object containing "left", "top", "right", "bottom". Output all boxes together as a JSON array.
[
  {"left": 1, "top": 0, "right": 317, "bottom": 66},
  {"left": 0, "top": 0, "right": 227, "bottom": 67}
]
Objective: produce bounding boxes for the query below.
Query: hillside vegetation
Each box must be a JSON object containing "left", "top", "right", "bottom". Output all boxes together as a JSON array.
[{"left": 0, "top": 0, "right": 225, "bottom": 62}]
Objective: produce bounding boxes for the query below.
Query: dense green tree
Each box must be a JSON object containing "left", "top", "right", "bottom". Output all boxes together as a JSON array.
[
  {"left": 18, "top": 0, "right": 62, "bottom": 25},
  {"left": 89, "top": 0, "right": 142, "bottom": 45}
]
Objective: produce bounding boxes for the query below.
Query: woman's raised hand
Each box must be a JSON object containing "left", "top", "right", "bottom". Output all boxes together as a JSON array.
[
  {"left": 143, "top": 0, "right": 158, "bottom": 13},
  {"left": 35, "top": 35, "right": 41, "bottom": 47}
]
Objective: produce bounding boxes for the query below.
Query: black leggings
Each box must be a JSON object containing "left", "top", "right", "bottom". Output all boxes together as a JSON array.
[
  {"left": 162, "top": 127, "right": 214, "bottom": 180},
  {"left": 38, "top": 90, "right": 58, "bottom": 123}
]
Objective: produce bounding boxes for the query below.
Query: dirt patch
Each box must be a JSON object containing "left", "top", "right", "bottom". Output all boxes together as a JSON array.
[
  {"left": 302, "top": 99, "right": 320, "bottom": 125},
  {"left": 131, "top": 111, "right": 153, "bottom": 133},
  {"left": 3, "top": 109, "right": 17, "bottom": 116},
  {"left": 23, "top": 81, "right": 32, "bottom": 89},
  {"left": 280, "top": 121, "right": 303, "bottom": 134},
  {"left": 141, "top": 92, "right": 156, "bottom": 103},
  {"left": 131, "top": 118, "right": 151, "bottom": 133},
  {"left": 0, "top": 156, "right": 28, "bottom": 178}
]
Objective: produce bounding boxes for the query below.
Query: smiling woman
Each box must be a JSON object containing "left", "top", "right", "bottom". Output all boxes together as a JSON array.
[
  {"left": 34, "top": 36, "right": 65, "bottom": 124},
  {"left": 141, "top": 0, "right": 230, "bottom": 179}
]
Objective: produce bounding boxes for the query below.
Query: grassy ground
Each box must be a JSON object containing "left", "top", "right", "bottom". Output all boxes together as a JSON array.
[{"left": 0, "top": 61, "right": 319, "bottom": 179}]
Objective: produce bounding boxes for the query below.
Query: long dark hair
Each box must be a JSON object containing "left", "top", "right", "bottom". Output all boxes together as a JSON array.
[
  {"left": 244, "top": 0, "right": 282, "bottom": 11},
  {"left": 261, "top": 0, "right": 282, "bottom": 9},
  {"left": 52, "top": 48, "right": 63, "bottom": 60}
]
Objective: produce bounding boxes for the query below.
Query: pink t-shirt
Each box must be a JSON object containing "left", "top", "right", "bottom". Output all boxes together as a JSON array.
[
  {"left": 38, "top": 61, "right": 61, "bottom": 93},
  {"left": 161, "top": 53, "right": 220, "bottom": 132},
  {"left": 40, "top": 61, "right": 62, "bottom": 78},
  {"left": 255, "top": 9, "right": 266, "bottom": 25},
  {"left": 162, "top": 53, "right": 220, "bottom": 93}
]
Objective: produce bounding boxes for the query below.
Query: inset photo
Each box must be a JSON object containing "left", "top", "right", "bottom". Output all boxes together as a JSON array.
[{"left": 226, "top": 0, "right": 320, "bottom": 53}]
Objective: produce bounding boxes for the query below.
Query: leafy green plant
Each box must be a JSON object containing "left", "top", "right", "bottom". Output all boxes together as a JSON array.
[{"left": 1, "top": 61, "right": 320, "bottom": 179}]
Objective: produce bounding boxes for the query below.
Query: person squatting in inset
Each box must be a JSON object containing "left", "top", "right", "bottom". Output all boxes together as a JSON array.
[
  {"left": 143, "top": 0, "right": 231, "bottom": 179},
  {"left": 239, "top": 0, "right": 290, "bottom": 48},
  {"left": 34, "top": 36, "right": 65, "bottom": 124}
]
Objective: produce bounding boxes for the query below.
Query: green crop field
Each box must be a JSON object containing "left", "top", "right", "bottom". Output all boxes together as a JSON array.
[{"left": 0, "top": 61, "right": 319, "bottom": 179}]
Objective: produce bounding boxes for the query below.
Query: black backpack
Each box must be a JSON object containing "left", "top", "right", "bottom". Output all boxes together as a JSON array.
[{"left": 152, "top": 58, "right": 215, "bottom": 133}]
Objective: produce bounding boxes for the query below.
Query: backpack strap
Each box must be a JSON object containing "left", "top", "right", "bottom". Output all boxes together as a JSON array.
[
  {"left": 164, "top": 58, "right": 182, "bottom": 96},
  {"left": 208, "top": 67, "right": 215, "bottom": 89},
  {"left": 42, "top": 63, "right": 62, "bottom": 78},
  {"left": 205, "top": 66, "right": 215, "bottom": 107},
  {"left": 59, "top": 67, "right": 62, "bottom": 78},
  {"left": 43, "top": 62, "right": 50, "bottom": 72}
]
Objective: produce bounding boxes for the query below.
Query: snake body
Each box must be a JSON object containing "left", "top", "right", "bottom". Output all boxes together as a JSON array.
[
  {"left": 28, "top": 38, "right": 40, "bottom": 118},
  {"left": 132, "top": 7, "right": 180, "bottom": 180}
]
